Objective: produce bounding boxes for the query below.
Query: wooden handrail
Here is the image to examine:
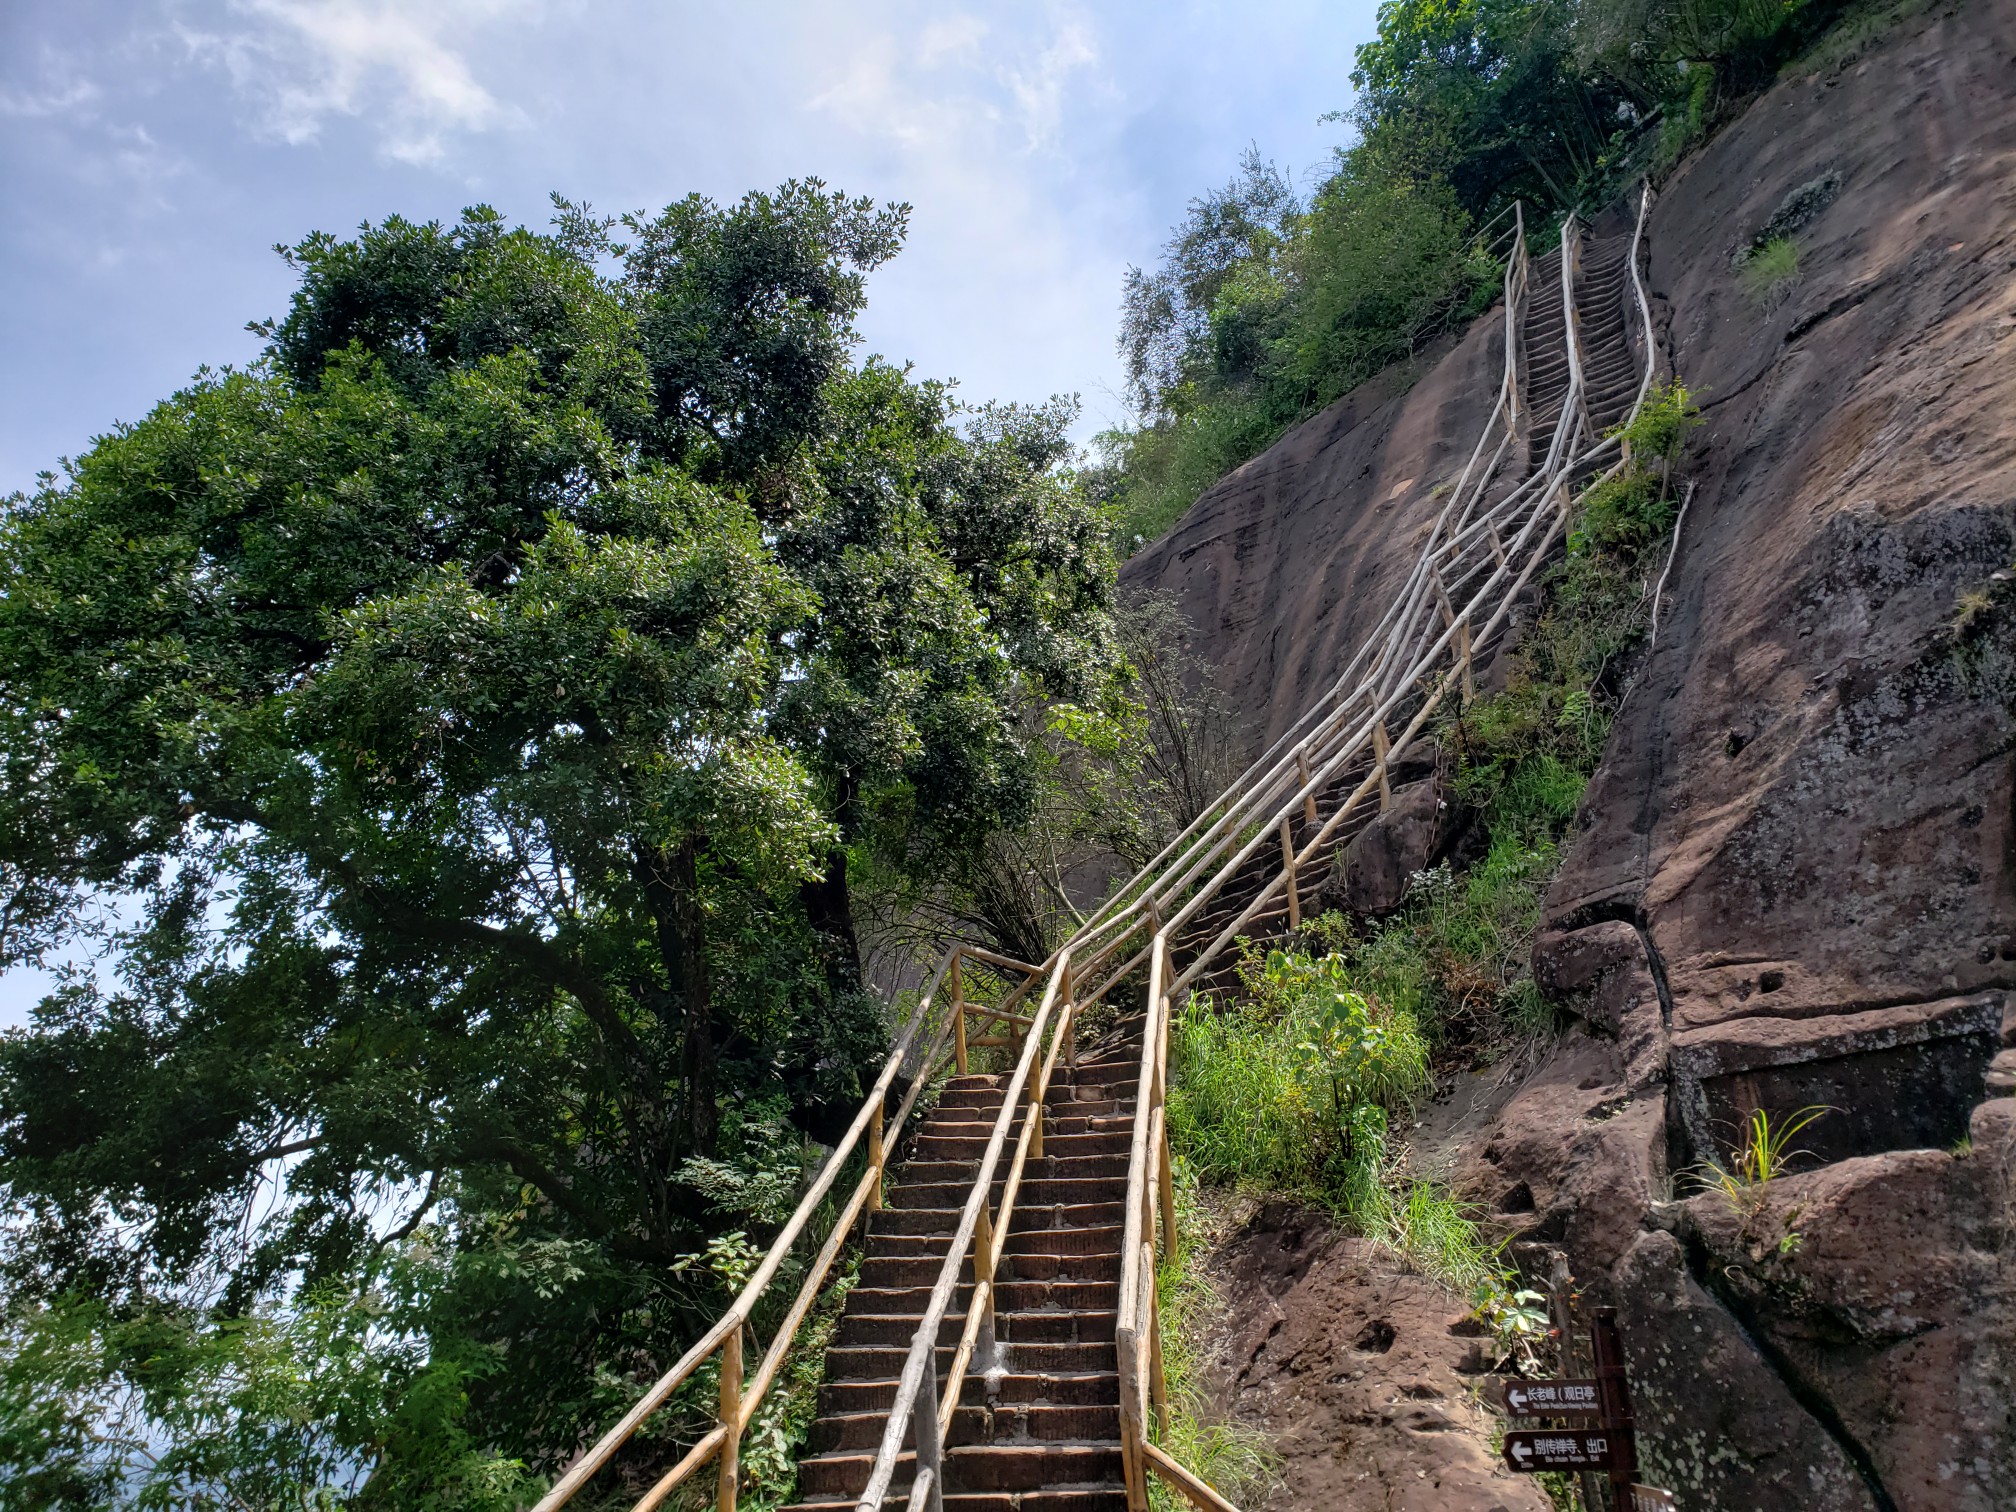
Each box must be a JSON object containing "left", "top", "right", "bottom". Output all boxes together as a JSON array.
[{"left": 853, "top": 952, "right": 1074, "bottom": 1512}]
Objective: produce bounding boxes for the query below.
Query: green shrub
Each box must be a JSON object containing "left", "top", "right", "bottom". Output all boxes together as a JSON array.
[
  {"left": 1736, "top": 234, "right": 1802, "bottom": 303},
  {"left": 1166, "top": 947, "right": 1427, "bottom": 1208}
]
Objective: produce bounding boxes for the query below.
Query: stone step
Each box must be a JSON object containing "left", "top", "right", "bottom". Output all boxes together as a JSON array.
[
  {"left": 794, "top": 1441, "right": 1126, "bottom": 1498},
  {"left": 866, "top": 1200, "right": 1124, "bottom": 1238},
  {"left": 899, "top": 1153, "right": 1130, "bottom": 1184},
  {"left": 836, "top": 1309, "right": 1116, "bottom": 1348},
  {"left": 911, "top": 1129, "right": 1130, "bottom": 1160},
  {"left": 840, "top": 1279, "right": 1121, "bottom": 1317},
  {"left": 859, "top": 1246, "right": 1120, "bottom": 1288},
  {"left": 784, "top": 1486, "right": 1127, "bottom": 1512},
  {"left": 817, "top": 1368, "right": 1120, "bottom": 1416},
  {"left": 822, "top": 1340, "right": 1118, "bottom": 1385},
  {"left": 811, "top": 1402, "right": 1122, "bottom": 1452}
]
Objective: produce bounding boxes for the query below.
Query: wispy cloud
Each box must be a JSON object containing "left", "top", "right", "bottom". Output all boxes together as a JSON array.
[
  {"left": 180, "top": 0, "right": 532, "bottom": 165},
  {"left": 809, "top": 4, "right": 1104, "bottom": 157}
]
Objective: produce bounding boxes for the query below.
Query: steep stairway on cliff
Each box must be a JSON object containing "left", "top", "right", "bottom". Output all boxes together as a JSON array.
[{"left": 537, "top": 193, "right": 1662, "bottom": 1512}]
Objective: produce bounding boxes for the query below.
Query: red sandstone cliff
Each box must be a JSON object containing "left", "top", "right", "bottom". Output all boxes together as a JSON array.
[{"left": 1121, "top": 5, "right": 2016, "bottom": 1508}]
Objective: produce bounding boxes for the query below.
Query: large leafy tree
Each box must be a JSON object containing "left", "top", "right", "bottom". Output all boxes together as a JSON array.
[{"left": 0, "top": 184, "right": 1114, "bottom": 1497}]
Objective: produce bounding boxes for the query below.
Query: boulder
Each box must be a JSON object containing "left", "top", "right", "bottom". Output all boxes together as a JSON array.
[{"left": 1334, "top": 776, "right": 1450, "bottom": 914}]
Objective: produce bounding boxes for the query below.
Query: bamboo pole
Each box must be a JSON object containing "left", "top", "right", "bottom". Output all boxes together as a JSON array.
[
  {"left": 1142, "top": 1442, "right": 1242, "bottom": 1512},
  {"left": 1372, "top": 721, "right": 1392, "bottom": 812},
  {"left": 630, "top": 1427, "right": 729, "bottom": 1512},
  {"left": 952, "top": 952, "right": 967, "bottom": 1075},
  {"left": 715, "top": 1323, "right": 741, "bottom": 1512},
  {"left": 866, "top": 1092, "right": 884, "bottom": 1213}
]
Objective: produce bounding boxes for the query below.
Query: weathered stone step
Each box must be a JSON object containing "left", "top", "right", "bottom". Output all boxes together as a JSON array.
[
  {"left": 836, "top": 1308, "right": 1115, "bottom": 1348},
  {"left": 822, "top": 1340, "right": 1118, "bottom": 1387},
  {"left": 899, "top": 1153, "right": 1129, "bottom": 1184},
  {"left": 866, "top": 1199, "right": 1124, "bottom": 1237},
  {"left": 784, "top": 1486, "right": 1127, "bottom": 1512},
  {"left": 817, "top": 1368, "right": 1120, "bottom": 1416},
  {"left": 811, "top": 1402, "right": 1122, "bottom": 1452},
  {"left": 794, "top": 1441, "right": 1125, "bottom": 1498}
]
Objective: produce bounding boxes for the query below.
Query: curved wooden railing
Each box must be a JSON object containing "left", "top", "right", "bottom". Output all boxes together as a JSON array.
[{"left": 538, "top": 185, "right": 1661, "bottom": 1512}]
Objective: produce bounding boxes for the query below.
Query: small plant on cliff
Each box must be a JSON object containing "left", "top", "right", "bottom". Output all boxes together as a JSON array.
[
  {"left": 1694, "top": 1105, "right": 1832, "bottom": 1209},
  {"left": 1736, "top": 234, "right": 1803, "bottom": 304}
]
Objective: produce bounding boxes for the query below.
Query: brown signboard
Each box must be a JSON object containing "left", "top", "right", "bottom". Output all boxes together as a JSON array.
[
  {"left": 1497, "top": 1377, "right": 1604, "bottom": 1418},
  {"left": 1502, "top": 1430, "right": 1623, "bottom": 1473},
  {"left": 1627, "top": 1488, "right": 1677, "bottom": 1511}
]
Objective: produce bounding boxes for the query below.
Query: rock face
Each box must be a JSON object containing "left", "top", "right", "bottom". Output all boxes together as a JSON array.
[
  {"left": 1202, "top": 1207, "right": 1550, "bottom": 1512},
  {"left": 1123, "top": 4, "right": 2016, "bottom": 1506}
]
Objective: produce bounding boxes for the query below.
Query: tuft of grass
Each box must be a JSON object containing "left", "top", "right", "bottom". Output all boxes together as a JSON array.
[
  {"left": 1737, "top": 235, "right": 1802, "bottom": 304},
  {"left": 1692, "top": 1105, "right": 1832, "bottom": 1212},
  {"left": 1147, "top": 1172, "right": 1281, "bottom": 1511}
]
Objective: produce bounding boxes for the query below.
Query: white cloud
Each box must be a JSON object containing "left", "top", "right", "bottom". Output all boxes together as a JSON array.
[
  {"left": 0, "top": 73, "right": 102, "bottom": 120},
  {"left": 181, "top": 0, "right": 532, "bottom": 165},
  {"left": 807, "top": 4, "right": 1101, "bottom": 158}
]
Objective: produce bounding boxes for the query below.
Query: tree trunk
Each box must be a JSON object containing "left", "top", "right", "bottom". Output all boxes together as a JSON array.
[
  {"left": 800, "top": 772, "right": 864, "bottom": 1008},
  {"left": 644, "top": 834, "right": 717, "bottom": 1158}
]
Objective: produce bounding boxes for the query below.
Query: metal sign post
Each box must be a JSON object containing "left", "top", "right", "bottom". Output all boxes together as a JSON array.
[
  {"left": 1497, "top": 1307, "right": 1676, "bottom": 1511},
  {"left": 1590, "top": 1307, "right": 1638, "bottom": 1512}
]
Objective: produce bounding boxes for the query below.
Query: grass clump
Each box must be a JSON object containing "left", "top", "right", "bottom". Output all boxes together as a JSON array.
[
  {"left": 1737, "top": 235, "right": 1802, "bottom": 304},
  {"left": 1693, "top": 1105, "right": 1832, "bottom": 1211},
  {"left": 1166, "top": 946, "right": 1427, "bottom": 1205},
  {"left": 1146, "top": 1172, "right": 1282, "bottom": 1511}
]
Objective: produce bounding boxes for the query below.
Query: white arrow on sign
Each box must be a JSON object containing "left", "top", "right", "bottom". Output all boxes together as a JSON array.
[
  {"left": 1507, "top": 1385, "right": 1531, "bottom": 1413},
  {"left": 1511, "top": 1439, "right": 1533, "bottom": 1467}
]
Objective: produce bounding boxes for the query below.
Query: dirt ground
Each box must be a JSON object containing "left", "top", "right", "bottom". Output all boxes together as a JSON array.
[{"left": 1193, "top": 1200, "right": 1551, "bottom": 1512}]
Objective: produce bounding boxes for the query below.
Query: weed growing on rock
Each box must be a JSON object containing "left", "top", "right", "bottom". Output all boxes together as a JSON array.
[
  {"left": 1692, "top": 1105, "right": 1832, "bottom": 1212},
  {"left": 1737, "top": 235, "right": 1802, "bottom": 304}
]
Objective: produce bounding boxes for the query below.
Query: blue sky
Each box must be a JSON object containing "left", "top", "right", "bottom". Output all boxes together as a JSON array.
[{"left": 0, "top": 0, "right": 1381, "bottom": 1022}]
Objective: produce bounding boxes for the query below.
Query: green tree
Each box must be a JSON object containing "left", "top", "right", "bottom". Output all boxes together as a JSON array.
[{"left": 0, "top": 185, "right": 1114, "bottom": 1497}]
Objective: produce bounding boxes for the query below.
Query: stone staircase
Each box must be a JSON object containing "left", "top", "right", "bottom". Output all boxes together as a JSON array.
[
  {"left": 782, "top": 1026, "right": 1144, "bottom": 1511},
  {"left": 1526, "top": 229, "right": 1642, "bottom": 447}
]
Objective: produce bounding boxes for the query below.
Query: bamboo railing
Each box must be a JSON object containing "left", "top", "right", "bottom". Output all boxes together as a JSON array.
[
  {"left": 528, "top": 941, "right": 1051, "bottom": 1512},
  {"left": 539, "top": 186, "right": 1660, "bottom": 1512}
]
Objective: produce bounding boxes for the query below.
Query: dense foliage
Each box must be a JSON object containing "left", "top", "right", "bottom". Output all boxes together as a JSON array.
[
  {"left": 1103, "top": 0, "right": 1849, "bottom": 549},
  {"left": 0, "top": 185, "right": 1118, "bottom": 1506}
]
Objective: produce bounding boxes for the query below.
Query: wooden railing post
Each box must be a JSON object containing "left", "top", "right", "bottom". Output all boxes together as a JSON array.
[
  {"left": 1156, "top": 1112, "right": 1178, "bottom": 1261},
  {"left": 1372, "top": 721, "right": 1392, "bottom": 813},
  {"left": 1295, "top": 747, "right": 1318, "bottom": 827},
  {"left": 910, "top": 1354, "right": 945, "bottom": 1512},
  {"left": 716, "top": 1323, "right": 742, "bottom": 1512},
  {"left": 1147, "top": 1252, "right": 1169, "bottom": 1435},
  {"left": 951, "top": 951, "right": 967, "bottom": 1076},
  {"left": 1457, "top": 620, "right": 1475, "bottom": 705},
  {"left": 1028, "top": 1042, "right": 1046, "bottom": 1160},
  {"left": 1063, "top": 960, "right": 1077, "bottom": 1070},
  {"left": 1277, "top": 818, "right": 1300, "bottom": 930},
  {"left": 867, "top": 1092, "right": 885, "bottom": 1212}
]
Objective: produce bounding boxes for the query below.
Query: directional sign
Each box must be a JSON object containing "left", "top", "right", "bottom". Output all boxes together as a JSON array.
[
  {"left": 1627, "top": 1487, "right": 1677, "bottom": 1512},
  {"left": 1498, "top": 1377, "right": 1604, "bottom": 1418},
  {"left": 1502, "top": 1430, "right": 1622, "bottom": 1473}
]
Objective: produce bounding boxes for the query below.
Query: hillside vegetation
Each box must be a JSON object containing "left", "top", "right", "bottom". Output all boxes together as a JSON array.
[{"left": 1101, "top": 0, "right": 1866, "bottom": 551}]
